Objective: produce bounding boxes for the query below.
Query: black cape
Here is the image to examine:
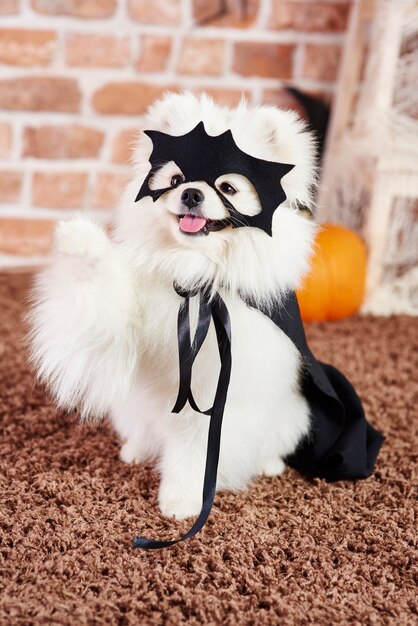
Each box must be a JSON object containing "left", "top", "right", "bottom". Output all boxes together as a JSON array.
[{"left": 247, "top": 291, "right": 384, "bottom": 480}]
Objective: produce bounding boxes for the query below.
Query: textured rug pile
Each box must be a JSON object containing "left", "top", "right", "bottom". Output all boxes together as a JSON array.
[{"left": 0, "top": 273, "right": 416, "bottom": 625}]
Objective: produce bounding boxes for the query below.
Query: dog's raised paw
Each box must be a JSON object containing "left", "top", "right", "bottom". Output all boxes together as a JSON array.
[{"left": 54, "top": 219, "right": 110, "bottom": 260}]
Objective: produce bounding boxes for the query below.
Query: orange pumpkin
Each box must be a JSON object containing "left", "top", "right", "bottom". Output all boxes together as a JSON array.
[{"left": 297, "top": 224, "right": 367, "bottom": 322}]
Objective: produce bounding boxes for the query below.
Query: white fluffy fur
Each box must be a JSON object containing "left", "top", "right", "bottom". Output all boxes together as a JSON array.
[{"left": 29, "top": 92, "right": 318, "bottom": 520}]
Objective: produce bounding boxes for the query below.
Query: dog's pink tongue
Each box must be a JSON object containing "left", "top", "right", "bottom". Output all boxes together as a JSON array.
[{"left": 179, "top": 214, "right": 207, "bottom": 233}]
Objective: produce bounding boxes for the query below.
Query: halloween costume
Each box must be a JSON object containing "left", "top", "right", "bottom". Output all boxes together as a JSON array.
[{"left": 133, "top": 123, "right": 384, "bottom": 549}]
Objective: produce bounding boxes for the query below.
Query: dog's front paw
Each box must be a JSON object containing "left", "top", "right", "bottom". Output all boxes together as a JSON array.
[
  {"left": 159, "top": 494, "right": 202, "bottom": 520},
  {"left": 119, "top": 440, "right": 148, "bottom": 465},
  {"left": 261, "top": 457, "right": 286, "bottom": 477},
  {"left": 54, "top": 219, "right": 110, "bottom": 260}
]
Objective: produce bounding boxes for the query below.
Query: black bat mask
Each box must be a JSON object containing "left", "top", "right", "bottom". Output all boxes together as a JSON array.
[{"left": 135, "top": 121, "right": 295, "bottom": 236}]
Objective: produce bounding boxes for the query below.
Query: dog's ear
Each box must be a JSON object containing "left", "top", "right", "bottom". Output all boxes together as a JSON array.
[
  {"left": 254, "top": 106, "right": 318, "bottom": 212},
  {"left": 145, "top": 91, "right": 202, "bottom": 134}
]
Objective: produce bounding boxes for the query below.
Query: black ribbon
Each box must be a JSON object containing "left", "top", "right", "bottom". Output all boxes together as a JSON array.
[{"left": 133, "top": 284, "right": 232, "bottom": 549}]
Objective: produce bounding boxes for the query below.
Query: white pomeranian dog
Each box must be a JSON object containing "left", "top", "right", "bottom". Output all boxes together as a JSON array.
[{"left": 29, "top": 92, "right": 318, "bottom": 520}]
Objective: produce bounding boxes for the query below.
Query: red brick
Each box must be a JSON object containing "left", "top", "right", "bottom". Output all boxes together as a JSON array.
[
  {"left": 0, "top": 218, "right": 55, "bottom": 255},
  {"left": 0, "top": 78, "right": 80, "bottom": 112},
  {"left": 261, "top": 89, "right": 307, "bottom": 118},
  {"left": 111, "top": 128, "right": 139, "bottom": 165},
  {"left": 270, "top": 1, "right": 350, "bottom": 32},
  {"left": 23, "top": 125, "right": 104, "bottom": 159},
  {"left": 65, "top": 33, "right": 130, "bottom": 67},
  {"left": 30, "top": 0, "right": 116, "bottom": 18},
  {"left": 303, "top": 43, "right": 342, "bottom": 81},
  {"left": 233, "top": 42, "right": 294, "bottom": 78},
  {"left": 178, "top": 38, "right": 225, "bottom": 76},
  {"left": 263, "top": 87, "right": 331, "bottom": 111},
  {"left": 128, "top": 0, "right": 181, "bottom": 24},
  {"left": 91, "top": 172, "right": 130, "bottom": 209},
  {"left": 32, "top": 172, "right": 87, "bottom": 209},
  {"left": 0, "top": 123, "right": 12, "bottom": 159},
  {"left": 193, "top": 88, "right": 251, "bottom": 107},
  {"left": 92, "top": 83, "right": 167, "bottom": 115},
  {"left": 0, "top": 170, "right": 22, "bottom": 203},
  {"left": 192, "top": 0, "right": 259, "bottom": 27},
  {"left": 0, "top": 0, "right": 19, "bottom": 15},
  {"left": 0, "top": 29, "right": 56, "bottom": 66},
  {"left": 401, "top": 32, "right": 418, "bottom": 56},
  {"left": 136, "top": 35, "right": 172, "bottom": 72}
]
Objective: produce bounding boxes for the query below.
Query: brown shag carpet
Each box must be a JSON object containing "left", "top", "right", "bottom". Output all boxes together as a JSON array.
[{"left": 0, "top": 272, "right": 417, "bottom": 626}]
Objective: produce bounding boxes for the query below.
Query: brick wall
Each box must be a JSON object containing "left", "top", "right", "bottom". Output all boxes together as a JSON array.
[{"left": 0, "top": 0, "right": 351, "bottom": 268}]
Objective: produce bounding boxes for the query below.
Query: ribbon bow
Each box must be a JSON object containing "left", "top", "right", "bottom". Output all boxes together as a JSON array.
[{"left": 133, "top": 284, "right": 232, "bottom": 549}]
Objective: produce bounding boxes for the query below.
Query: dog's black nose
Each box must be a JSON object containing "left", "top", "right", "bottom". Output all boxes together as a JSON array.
[{"left": 181, "top": 188, "right": 204, "bottom": 209}]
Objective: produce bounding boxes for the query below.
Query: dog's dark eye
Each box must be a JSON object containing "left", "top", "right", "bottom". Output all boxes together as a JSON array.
[
  {"left": 171, "top": 174, "right": 184, "bottom": 188},
  {"left": 219, "top": 182, "right": 237, "bottom": 195}
]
